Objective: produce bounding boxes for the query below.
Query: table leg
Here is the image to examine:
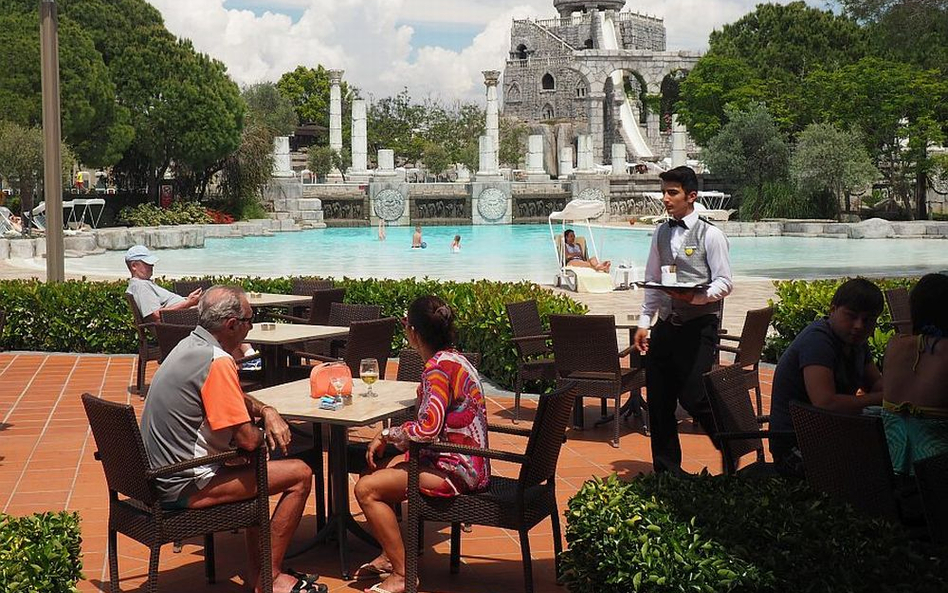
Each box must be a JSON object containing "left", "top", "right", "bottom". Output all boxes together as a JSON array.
[{"left": 313, "top": 423, "right": 326, "bottom": 532}]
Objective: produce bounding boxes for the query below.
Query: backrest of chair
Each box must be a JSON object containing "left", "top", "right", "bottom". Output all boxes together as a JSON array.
[
  {"left": 155, "top": 323, "right": 195, "bottom": 363},
  {"left": 885, "top": 288, "right": 911, "bottom": 335},
  {"left": 520, "top": 381, "right": 579, "bottom": 488},
  {"left": 703, "top": 365, "right": 762, "bottom": 467},
  {"left": 292, "top": 278, "right": 333, "bottom": 296},
  {"left": 397, "top": 348, "right": 481, "bottom": 382},
  {"left": 310, "top": 288, "right": 347, "bottom": 325},
  {"left": 172, "top": 279, "right": 212, "bottom": 297},
  {"left": 161, "top": 308, "right": 199, "bottom": 326},
  {"left": 328, "top": 301, "right": 381, "bottom": 327},
  {"left": 124, "top": 293, "right": 155, "bottom": 341},
  {"left": 550, "top": 314, "right": 619, "bottom": 376},
  {"left": 789, "top": 401, "right": 898, "bottom": 520},
  {"left": 343, "top": 317, "right": 397, "bottom": 378},
  {"left": 506, "top": 300, "right": 550, "bottom": 359},
  {"left": 914, "top": 452, "right": 948, "bottom": 545},
  {"left": 733, "top": 306, "right": 773, "bottom": 366},
  {"left": 81, "top": 393, "right": 157, "bottom": 505}
]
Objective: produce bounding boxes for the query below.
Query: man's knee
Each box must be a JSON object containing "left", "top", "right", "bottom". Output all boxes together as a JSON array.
[{"left": 268, "top": 459, "right": 313, "bottom": 492}]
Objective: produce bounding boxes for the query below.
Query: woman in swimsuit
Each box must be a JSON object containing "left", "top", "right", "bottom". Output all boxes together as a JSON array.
[{"left": 564, "top": 228, "right": 610, "bottom": 272}]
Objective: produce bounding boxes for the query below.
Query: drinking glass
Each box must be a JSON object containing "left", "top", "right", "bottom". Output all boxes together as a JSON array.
[
  {"left": 330, "top": 376, "right": 345, "bottom": 404},
  {"left": 359, "top": 358, "right": 379, "bottom": 397}
]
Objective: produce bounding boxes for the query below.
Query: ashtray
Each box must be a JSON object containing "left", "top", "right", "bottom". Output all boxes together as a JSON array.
[
  {"left": 250, "top": 292, "right": 262, "bottom": 298},
  {"left": 260, "top": 322, "right": 276, "bottom": 331}
]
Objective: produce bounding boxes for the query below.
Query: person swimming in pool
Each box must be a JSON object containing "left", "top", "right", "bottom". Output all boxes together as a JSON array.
[{"left": 412, "top": 225, "right": 425, "bottom": 249}]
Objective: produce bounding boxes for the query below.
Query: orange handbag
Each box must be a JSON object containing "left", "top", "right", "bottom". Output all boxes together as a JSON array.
[{"left": 309, "top": 362, "right": 353, "bottom": 398}]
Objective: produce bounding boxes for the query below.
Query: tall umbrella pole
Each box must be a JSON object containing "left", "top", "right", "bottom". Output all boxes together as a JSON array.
[{"left": 39, "top": 0, "right": 65, "bottom": 282}]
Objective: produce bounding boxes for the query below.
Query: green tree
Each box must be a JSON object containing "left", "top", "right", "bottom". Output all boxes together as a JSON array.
[
  {"left": 367, "top": 89, "right": 426, "bottom": 165},
  {"left": 216, "top": 120, "right": 274, "bottom": 217},
  {"left": 676, "top": 56, "right": 766, "bottom": 146},
  {"left": 805, "top": 57, "right": 948, "bottom": 218},
  {"left": 277, "top": 65, "right": 353, "bottom": 146},
  {"left": 307, "top": 146, "right": 334, "bottom": 180},
  {"left": 790, "top": 123, "right": 879, "bottom": 218},
  {"left": 242, "top": 82, "right": 298, "bottom": 136},
  {"left": 0, "top": 121, "right": 74, "bottom": 225},
  {"left": 703, "top": 104, "right": 791, "bottom": 215},
  {"left": 499, "top": 118, "right": 529, "bottom": 169},
  {"left": 422, "top": 142, "right": 451, "bottom": 181}
]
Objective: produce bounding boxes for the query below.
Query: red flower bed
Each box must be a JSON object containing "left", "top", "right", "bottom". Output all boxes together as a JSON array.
[{"left": 206, "top": 208, "right": 234, "bottom": 224}]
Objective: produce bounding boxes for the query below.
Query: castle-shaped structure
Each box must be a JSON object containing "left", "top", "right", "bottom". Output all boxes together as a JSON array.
[{"left": 502, "top": 0, "right": 699, "bottom": 165}]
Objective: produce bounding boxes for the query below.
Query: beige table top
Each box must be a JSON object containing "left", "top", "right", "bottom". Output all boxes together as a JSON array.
[
  {"left": 250, "top": 379, "right": 418, "bottom": 427},
  {"left": 247, "top": 293, "right": 313, "bottom": 308},
  {"left": 246, "top": 323, "right": 349, "bottom": 345}
]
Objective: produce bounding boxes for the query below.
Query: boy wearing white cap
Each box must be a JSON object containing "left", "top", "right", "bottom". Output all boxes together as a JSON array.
[{"left": 125, "top": 245, "right": 201, "bottom": 322}]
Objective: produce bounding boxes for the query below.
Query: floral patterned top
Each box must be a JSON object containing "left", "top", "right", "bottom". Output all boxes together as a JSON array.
[{"left": 387, "top": 350, "right": 490, "bottom": 495}]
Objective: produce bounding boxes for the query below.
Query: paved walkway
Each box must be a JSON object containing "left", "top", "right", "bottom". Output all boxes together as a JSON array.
[{"left": 0, "top": 351, "right": 774, "bottom": 593}]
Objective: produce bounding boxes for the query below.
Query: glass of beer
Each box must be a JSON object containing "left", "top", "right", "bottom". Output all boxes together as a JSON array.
[{"left": 359, "top": 358, "right": 379, "bottom": 397}]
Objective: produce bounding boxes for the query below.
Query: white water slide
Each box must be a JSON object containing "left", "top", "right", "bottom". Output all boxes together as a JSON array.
[{"left": 600, "top": 14, "right": 654, "bottom": 159}]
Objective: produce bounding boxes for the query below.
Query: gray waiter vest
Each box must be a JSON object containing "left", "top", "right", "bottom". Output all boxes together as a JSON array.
[{"left": 655, "top": 217, "right": 723, "bottom": 324}]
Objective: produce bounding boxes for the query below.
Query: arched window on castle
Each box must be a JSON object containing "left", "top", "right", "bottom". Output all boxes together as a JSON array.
[
  {"left": 542, "top": 104, "right": 555, "bottom": 120},
  {"left": 516, "top": 44, "right": 528, "bottom": 60},
  {"left": 506, "top": 83, "right": 522, "bottom": 104},
  {"left": 583, "top": 38, "right": 593, "bottom": 49},
  {"left": 575, "top": 81, "right": 588, "bottom": 98},
  {"left": 541, "top": 73, "right": 555, "bottom": 91}
]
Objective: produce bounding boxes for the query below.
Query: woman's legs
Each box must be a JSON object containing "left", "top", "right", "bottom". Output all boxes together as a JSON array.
[{"left": 354, "top": 462, "right": 449, "bottom": 593}]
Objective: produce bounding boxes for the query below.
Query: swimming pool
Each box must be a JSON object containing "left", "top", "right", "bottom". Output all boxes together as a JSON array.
[{"left": 64, "top": 224, "right": 948, "bottom": 282}]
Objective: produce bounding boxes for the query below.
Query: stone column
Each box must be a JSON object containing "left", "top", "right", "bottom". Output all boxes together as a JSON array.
[
  {"left": 525, "top": 134, "right": 547, "bottom": 181},
  {"left": 586, "top": 91, "right": 606, "bottom": 165},
  {"left": 272, "top": 136, "right": 294, "bottom": 178},
  {"left": 558, "top": 146, "right": 574, "bottom": 179},
  {"left": 483, "top": 70, "right": 501, "bottom": 171},
  {"left": 671, "top": 114, "right": 688, "bottom": 168},
  {"left": 476, "top": 135, "right": 501, "bottom": 180},
  {"left": 611, "top": 143, "right": 627, "bottom": 176},
  {"left": 576, "top": 135, "right": 595, "bottom": 173},
  {"left": 328, "top": 69, "right": 344, "bottom": 182},
  {"left": 349, "top": 98, "right": 369, "bottom": 181}
]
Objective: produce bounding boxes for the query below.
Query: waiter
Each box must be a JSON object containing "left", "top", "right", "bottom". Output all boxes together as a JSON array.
[{"left": 633, "top": 166, "right": 732, "bottom": 473}]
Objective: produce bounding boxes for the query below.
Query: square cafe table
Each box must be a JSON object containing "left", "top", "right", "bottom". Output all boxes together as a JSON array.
[
  {"left": 245, "top": 324, "right": 350, "bottom": 385},
  {"left": 251, "top": 378, "right": 418, "bottom": 579},
  {"left": 246, "top": 292, "right": 313, "bottom": 309}
]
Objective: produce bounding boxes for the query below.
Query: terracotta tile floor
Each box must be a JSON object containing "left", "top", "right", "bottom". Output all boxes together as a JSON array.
[{"left": 0, "top": 352, "right": 773, "bottom": 593}]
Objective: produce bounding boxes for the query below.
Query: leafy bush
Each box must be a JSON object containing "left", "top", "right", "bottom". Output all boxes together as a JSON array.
[
  {"left": 0, "top": 512, "right": 83, "bottom": 593},
  {"left": 738, "top": 180, "right": 834, "bottom": 220},
  {"left": 117, "top": 201, "right": 213, "bottom": 226},
  {"left": 766, "top": 277, "right": 916, "bottom": 363},
  {"left": 0, "top": 277, "right": 585, "bottom": 390},
  {"left": 562, "top": 473, "right": 946, "bottom": 593}
]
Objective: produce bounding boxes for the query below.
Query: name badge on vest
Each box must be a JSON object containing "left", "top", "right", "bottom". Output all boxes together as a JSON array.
[{"left": 683, "top": 245, "right": 698, "bottom": 257}]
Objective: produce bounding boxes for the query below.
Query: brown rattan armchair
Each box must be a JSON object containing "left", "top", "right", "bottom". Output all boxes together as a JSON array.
[
  {"left": 154, "top": 323, "right": 195, "bottom": 363},
  {"left": 159, "top": 307, "right": 200, "bottom": 326},
  {"left": 293, "top": 317, "right": 396, "bottom": 379},
  {"left": 404, "top": 381, "right": 579, "bottom": 593},
  {"left": 549, "top": 314, "right": 646, "bottom": 447},
  {"left": 505, "top": 300, "right": 557, "bottom": 424},
  {"left": 172, "top": 279, "right": 213, "bottom": 297},
  {"left": 289, "top": 279, "right": 335, "bottom": 317},
  {"left": 885, "top": 287, "right": 912, "bottom": 336},
  {"left": 125, "top": 293, "right": 160, "bottom": 397},
  {"left": 81, "top": 393, "right": 273, "bottom": 593},
  {"left": 914, "top": 452, "right": 948, "bottom": 545},
  {"left": 271, "top": 288, "right": 346, "bottom": 325},
  {"left": 716, "top": 306, "right": 773, "bottom": 420},
  {"left": 703, "top": 364, "right": 793, "bottom": 476},
  {"left": 789, "top": 401, "right": 899, "bottom": 521}
]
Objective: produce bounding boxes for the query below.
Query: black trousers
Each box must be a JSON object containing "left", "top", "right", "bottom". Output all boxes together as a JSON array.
[{"left": 645, "top": 314, "right": 720, "bottom": 472}]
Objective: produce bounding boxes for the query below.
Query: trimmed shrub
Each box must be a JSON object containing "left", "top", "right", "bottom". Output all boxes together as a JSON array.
[
  {"left": 562, "top": 473, "right": 946, "bottom": 593},
  {"left": 766, "top": 277, "right": 916, "bottom": 363},
  {"left": 0, "top": 512, "right": 83, "bottom": 593},
  {"left": 0, "top": 277, "right": 585, "bottom": 390},
  {"left": 117, "top": 201, "right": 213, "bottom": 226}
]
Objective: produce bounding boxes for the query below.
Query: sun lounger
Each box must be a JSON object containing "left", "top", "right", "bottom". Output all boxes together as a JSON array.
[{"left": 70, "top": 197, "right": 105, "bottom": 228}]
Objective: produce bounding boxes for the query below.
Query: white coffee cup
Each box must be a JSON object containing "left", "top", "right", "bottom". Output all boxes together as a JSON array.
[{"left": 661, "top": 265, "right": 678, "bottom": 286}]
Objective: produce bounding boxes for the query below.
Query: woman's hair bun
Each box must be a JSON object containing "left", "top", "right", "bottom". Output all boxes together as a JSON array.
[{"left": 435, "top": 305, "right": 453, "bottom": 323}]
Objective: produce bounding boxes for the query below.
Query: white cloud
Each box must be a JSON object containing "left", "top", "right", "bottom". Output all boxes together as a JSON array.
[{"left": 149, "top": 0, "right": 823, "bottom": 102}]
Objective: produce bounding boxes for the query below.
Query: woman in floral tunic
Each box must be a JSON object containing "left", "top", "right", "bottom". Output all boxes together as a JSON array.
[{"left": 354, "top": 296, "right": 490, "bottom": 593}]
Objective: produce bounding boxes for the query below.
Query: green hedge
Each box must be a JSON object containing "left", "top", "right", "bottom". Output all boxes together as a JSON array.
[
  {"left": 0, "top": 277, "right": 585, "bottom": 391},
  {"left": 0, "top": 512, "right": 83, "bottom": 593},
  {"left": 562, "top": 473, "right": 946, "bottom": 593},
  {"left": 766, "top": 277, "right": 917, "bottom": 364}
]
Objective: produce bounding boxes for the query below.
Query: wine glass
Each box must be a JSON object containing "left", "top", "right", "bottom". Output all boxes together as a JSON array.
[
  {"left": 359, "top": 358, "right": 379, "bottom": 397},
  {"left": 330, "top": 376, "right": 345, "bottom": 404}
]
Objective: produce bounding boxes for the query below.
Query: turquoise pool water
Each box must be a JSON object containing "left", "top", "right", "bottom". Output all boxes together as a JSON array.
[{"left": 66, "top": 224, "right": 948, "bottom": 282}]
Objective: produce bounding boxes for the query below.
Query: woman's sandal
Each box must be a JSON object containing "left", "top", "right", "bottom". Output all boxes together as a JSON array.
[
  {"left": 286, "top": 569, "right": 321, "bottom": 588},
  {"left": 351, "top": 562, "right": 393, "bottom": 581},
  {"left": 289, "top": 576, "right": 328, "bottom": 593}
]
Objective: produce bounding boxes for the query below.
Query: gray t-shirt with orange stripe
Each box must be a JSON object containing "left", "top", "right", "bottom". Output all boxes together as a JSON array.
[{"left": 140, "top": 326, "right": 251, "bottom": 501}]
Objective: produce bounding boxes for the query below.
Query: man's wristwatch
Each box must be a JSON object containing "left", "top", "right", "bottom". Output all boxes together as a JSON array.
[{"left": 380, "top": 428, "right": 390, "bottom": 441}]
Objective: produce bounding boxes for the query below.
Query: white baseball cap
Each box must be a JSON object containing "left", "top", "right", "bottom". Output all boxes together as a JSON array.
[{"left": 124, "top": 245, "right": 159, "bottom": 265}]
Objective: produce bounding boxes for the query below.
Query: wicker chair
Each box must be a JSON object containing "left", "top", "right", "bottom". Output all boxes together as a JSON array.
[
  {"left": 505, "top": 301, "right": 557, "bottom": 424},
  {"left": 295, "top": 317, "right": 397, "bottom": 378},
  {"left": 396, "top": 348, "right": 482, "bottom": 382},
  {"left": 81, "top": 393, "right": 273, "bottom": 593},
  {"left": 404, "top": 381, "right": 579, "bottom": 593},
  {"left": 154, "top": 323, "right": 195, "bottom": 363},
  {"left": 716, "top": 306, "right": 773, "bottom": 419},
  {"left": 272, "top": 288, "right": 347, "bottom": 326},
  {"left": 125, "top": 294, "right": 160, "bottom": 396},
  {"left": 789, "top": 401, "right": 899, "bottom": 520},
  {"left": 914, "top": 452, "right": 948, "bottom": 545},
  {"left": 160, "top": 308, "right": 199, "bottom": 326},
  {"left": 885, "top": 287, "right": 912, "bottom": 336},
  {"left": 549, "top": 314, "right": 646, "bottom": 447},
  {"left": 703, "top": 364, "right": 792, "bottom": 476},
  {"left": 291, "top": 278, "right": 334, "bottom": 295},
  {"left": 172, "top": 279, "right": 213, "bottom": 297}
]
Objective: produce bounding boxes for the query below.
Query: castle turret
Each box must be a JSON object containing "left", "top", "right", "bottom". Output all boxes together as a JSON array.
[{"left": 553, "top": 0, "right": 625, "bottom": 17}]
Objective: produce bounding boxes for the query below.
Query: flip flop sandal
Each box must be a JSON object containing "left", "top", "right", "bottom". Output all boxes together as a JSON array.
[
  {"left": 351, "top": 562, "right": 393, "bottom": 581},
  {"left": 364, "top": 584, "right": 395, "bottom": 593},
  {"left": 289, "top": 577, "right": 328, "bottom": 593},
  {"left": 286, "top": 568, "right": 320, "bottom": 585}
]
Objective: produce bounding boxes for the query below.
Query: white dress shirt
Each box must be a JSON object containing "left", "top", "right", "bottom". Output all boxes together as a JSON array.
[{"left": 637, "top": 209, "right": 733, "bottom": 329}]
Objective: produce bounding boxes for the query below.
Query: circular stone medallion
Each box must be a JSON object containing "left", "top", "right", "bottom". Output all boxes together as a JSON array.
[
  {"left": 576, "top": 187, "right": 607, "bottom": 218},
  {"left": 373, "top": 189, "right": 405, "bottom": 221},
  {"left": 477, "top": 187, "right": 508, "bottom": 222}
]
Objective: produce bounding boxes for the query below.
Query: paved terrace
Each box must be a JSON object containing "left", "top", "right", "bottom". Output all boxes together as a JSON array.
[{"left": 0, "top": 352, "right": 774, "bottom": 593}]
